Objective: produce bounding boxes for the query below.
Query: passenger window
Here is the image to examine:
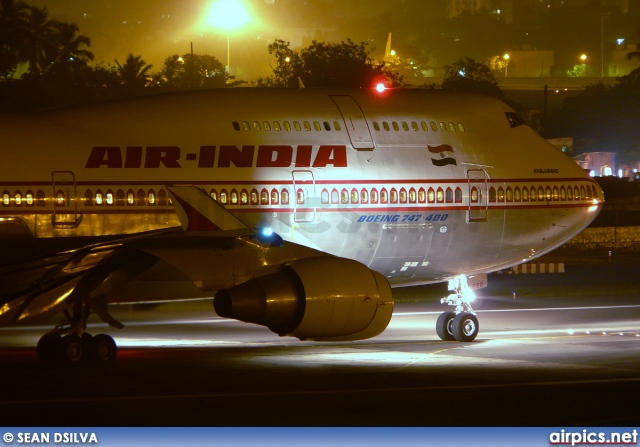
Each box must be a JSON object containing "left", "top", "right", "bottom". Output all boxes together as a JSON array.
[
  {"left": 392, "top": 122, "right": 399, "bottom": 131},
  {"left": 253, "top": 121, "right": 261, "bottom": 131},
  {"left": 402, "top": 121, "right": 409, "bottom": 131},
  {"left": 380, "top": 189, "right": 388, "bottom": 203},
  {"left": 321, "top": 189, "right": 329, "bottom": 204},
  {"left": 373, "top": 122, "right": 380, "bottom": 131},
  {"left": 383, "top": 122, "right": 390, "bottom": 131},
  {"left": 430, "top": 122, "right": 438, "bottom": 131},
  {"left": 411, "top": 122, "right": 419, "bottom": 131},
  {"left": 458, "top": 123, "right": 465, "bottom": 132},
  {"left": 273, "top": 121, "right": 281, "bottom": 131},
  {"left": 303, "top": 121, "right": 311, "bottom": 131},
  {"left": 439, "top": 122, "right": 447, "bottom": 131},
  {"left": 421, "top": 121, "right": 429, "bottom": 131},
  {"left": 293, "top": 121, "right": 301, "bottom": 131},
  {"left": 284, "top": 121, "right": 291, "bottom": 131},
  {"left": 333, "top": 121, "right": 341, "bottom": 131},
  {"left": 313, "top": 121, "right": 321, "bottom": 131},
  {"left": 232, "top": 121, "right": 240, "bottom": 131},
  {"left": 323, "top": 121, "right": 331, "bottom": 131},
  {"left": 263, "top": 121, "right": 271, "bottom": 131},
  {"left": 242, "top": 121, "right": 250, "bottom": 131},
  {"left": 448, "top": 122, "right": 456, "bottom": 132}
]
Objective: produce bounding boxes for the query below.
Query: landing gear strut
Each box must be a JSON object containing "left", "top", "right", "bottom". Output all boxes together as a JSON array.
[
  {"left": 36, "top": 300, "right": 118, "bottom": 366},
  {"left": 436, "top": 275, "right": 480, "bottom": 342}
]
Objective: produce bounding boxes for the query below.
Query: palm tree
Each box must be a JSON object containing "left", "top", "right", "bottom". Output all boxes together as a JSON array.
[
  {"left": 0, "top": 0, "right": 29, "bottom": 79},
  {"left": 22, "top": 6, "right": 60, "bottom": 75},
  {"left": 48, "top": 22, "right": 94, "bottom": 73},
  {"left": 115, "top": 54, "right": 153, "bottom": 89}
]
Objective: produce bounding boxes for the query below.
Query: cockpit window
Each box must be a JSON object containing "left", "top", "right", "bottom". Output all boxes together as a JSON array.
[{"left": 505, "top": 112, "right": 525, "bottom": 128}]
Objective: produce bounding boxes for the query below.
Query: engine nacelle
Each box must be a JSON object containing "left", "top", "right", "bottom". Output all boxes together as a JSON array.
[{"left": 213, "top": 256, "right": 393, "bottom": 341}]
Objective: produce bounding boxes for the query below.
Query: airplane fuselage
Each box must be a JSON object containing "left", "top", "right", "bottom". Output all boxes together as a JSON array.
[{"left": 0, "top": 88, "right": 602, "bottom": 285}]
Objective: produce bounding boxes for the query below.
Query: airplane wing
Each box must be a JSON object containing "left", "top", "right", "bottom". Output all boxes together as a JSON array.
[{"left": 0, "top": 186, "right": 393, "bottom": 365}]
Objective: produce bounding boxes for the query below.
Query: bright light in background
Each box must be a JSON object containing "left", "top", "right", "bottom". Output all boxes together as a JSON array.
[
  {"left": 206, "top": 0, "right": 249, "bottom": 30},
  {"left": 375, "top": 83, "right": 387, "bottom": 93}
]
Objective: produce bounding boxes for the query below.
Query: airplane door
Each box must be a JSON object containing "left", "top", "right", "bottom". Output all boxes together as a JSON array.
[
  {"left": 467, "top": 169, "right": 488, "bottom": 222},
  {"left": 329, "top": 95, "right": 375, "bottom": 150},
  {"left": 292, "top": 170, "right": 316, "bottom": 222},
  {"left": 52, "top": 171, "right": 82, "bottom": 228}
]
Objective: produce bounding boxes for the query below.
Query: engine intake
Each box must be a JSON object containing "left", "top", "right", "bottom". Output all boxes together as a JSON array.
[{"left": 214, "top": 257, "right": 393, "bottom": 341}]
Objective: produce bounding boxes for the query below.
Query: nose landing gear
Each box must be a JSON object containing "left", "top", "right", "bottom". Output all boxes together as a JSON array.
[{"left": 436, "top": 275, "right": 480, "bottom": 342}]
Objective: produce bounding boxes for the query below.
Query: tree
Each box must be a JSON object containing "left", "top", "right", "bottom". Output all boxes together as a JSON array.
[
  {"left": 49, "top": 22, "right": 94, "bottom": 74},
  {"left": 22, "top": 6, "right": 60, "bottom": 76},
  {"left": 257, "top": 39, "right": 405, "bottom": 88},
  {"left": 115, "top": 54, "right": 153, "bottom": 89},
  {"left": 0, "top": 0, "right": 29, "bottom": 79},
  {"left": 441, "top": 57, "right": 503, "bottom": 98},
  {"left": 157, "top": 53, "right": 226, "bottom": 89},
  {"left": 557, "top": 75, "right": 640, "bottom": 164}
]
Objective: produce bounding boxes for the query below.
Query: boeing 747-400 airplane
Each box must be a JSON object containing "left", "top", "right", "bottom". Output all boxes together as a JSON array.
[{"left": 0, "top": 87, "right": 603, "bottom": 364}]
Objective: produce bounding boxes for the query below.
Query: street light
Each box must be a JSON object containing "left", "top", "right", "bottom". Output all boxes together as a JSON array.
[
  {"left": 206, "top": 0, "right": 250, "bottom": 76},
  {"left": 503, "top": 53, "right": 510, "bottom": 77}
]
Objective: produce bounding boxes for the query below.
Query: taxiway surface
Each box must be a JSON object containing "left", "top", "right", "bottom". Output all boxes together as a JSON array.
[{"left": 1, "top": 253, "right": 639, "bottom": 426}]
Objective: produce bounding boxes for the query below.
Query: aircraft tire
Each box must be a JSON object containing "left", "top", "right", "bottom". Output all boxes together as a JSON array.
[
  {"left": 436, "top": 311, "right": 456, "bottom": 341},
  {"left": 90, "top": 334, "right": 117, "bottom": 366},
  {"left": 61, "top": 334, "right": 85, "bottom": 364},
  {"left": 37, "top": 333, "right": 61, "bottom": 365},
  {"left": 452, "top": 312, "right": 479, "bottom": 342}
]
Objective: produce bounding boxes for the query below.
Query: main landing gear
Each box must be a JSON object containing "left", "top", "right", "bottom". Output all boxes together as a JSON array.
[
  {"left": 436, "top": 275, "right": 479, "bottom": 342},
  {"left": 36, "top": 300, "right": 118, "bottom": 366}
]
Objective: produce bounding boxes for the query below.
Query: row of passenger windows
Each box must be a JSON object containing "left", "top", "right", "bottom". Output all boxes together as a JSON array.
[
  {"left": 232, "top": 120, "right": 465, "bottom": 133},
  {"left": 1, "top": 189, "right": 169, "bottom": 207},
  {"left": 1, "top": 184, "right": 598, "bottom": 208},
  {"left": 209, "top": 186, "right": 464, "bottom": 206},
  {"left": 484, "top": 184, "right": 599, "bottom": 203}
]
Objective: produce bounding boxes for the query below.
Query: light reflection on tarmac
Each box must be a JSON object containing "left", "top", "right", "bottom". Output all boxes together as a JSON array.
[{"left": 1, "top": 254, "right": 640, "bottom": 426}]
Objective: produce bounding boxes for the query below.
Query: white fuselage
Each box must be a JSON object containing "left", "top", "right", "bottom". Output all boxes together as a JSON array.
[{"left": 0, "top": 88, "right": 602, "bottom": 285}]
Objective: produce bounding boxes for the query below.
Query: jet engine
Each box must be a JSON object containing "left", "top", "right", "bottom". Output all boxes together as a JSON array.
[{"left": 214, "top": 256, "right": 393, "bottom": 341}]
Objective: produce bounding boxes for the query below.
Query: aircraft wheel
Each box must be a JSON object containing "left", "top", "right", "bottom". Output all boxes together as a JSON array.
[
  {"left": 37, "top": 333, "right": 61, "bottom": 365},
  {"left": 90, "top": 334, "right": 117, "bottom": 366},
  {"left": 452, "top": 312, "right": 479, "bottom": 342},
  {"left": 436, "top": 311, "right": 456, "bottom": 341},
  {"left": 61, "top": 334, "right": 85, "bottom": 364}
]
